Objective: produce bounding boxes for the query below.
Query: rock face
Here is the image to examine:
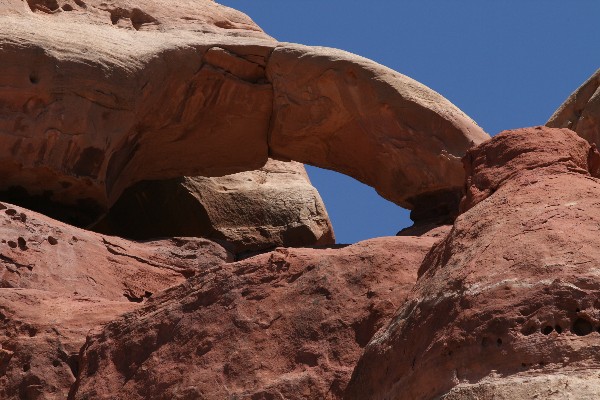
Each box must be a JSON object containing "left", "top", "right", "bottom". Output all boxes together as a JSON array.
[
  {"left": 2, "top": 0, "right": 271, "bottom": 36},
  {"left": 346, "top": 127, "right": 600, "bottom": 399},
  {"left": 0, "top": 201, "right": 232, "bottom": 399},
  {"left": 547, "top": 68, "right": 600, "bottom": 148},
  {"left": 93, "top": 159, "right": 335, "bottom": 255},
  {"left": 0, "top": 203, "right": 231, "bottom": 298},
  {"left": 68, "top": 236, "right": 439, "bottom": 399},
  {"left": 0, "top": 290, "right": 137, "bottom": 400},
  {"left": 0, "top": 0, "right": 487, "bottom": 221}
]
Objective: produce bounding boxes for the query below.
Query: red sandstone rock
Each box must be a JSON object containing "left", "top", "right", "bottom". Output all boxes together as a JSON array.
[
  {"left": 346, "top": 127, "right": 600, "bottom": 399},
  {"left": 69, "top": 236, "right": 439, "bottom": 399},
  {"left": 0, "top": 290, "right": 136, "bottom": 400},
  {"left": 93, "top": 159, "right": 335, "bottom": 255},
  {"left": 0, "top": 0, "right": 486, "bottom": 219},
  {"left": 547, "top": 68, "right": 600, "bottom": 147},
  {"left": 0, "top": 201, "right": 232, "bottom": 399},
  {"left": 0, "top": 202, "right": 231, "bottom": 299}
]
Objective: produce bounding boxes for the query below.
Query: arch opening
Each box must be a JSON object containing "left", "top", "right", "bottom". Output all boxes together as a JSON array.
[{"left": 305, "top": 165, "right": 412, "bottom": 244}]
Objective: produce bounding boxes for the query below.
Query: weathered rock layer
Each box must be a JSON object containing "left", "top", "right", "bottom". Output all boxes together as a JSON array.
[
  {"left": 0, "top": 201, "right": 231, "bottom": 399},
  {"left": 346, "top": 127, "right": 600, "bottom": 399},
  {"left": 69, "top": 236, "right": 440, "bottom": 399}
]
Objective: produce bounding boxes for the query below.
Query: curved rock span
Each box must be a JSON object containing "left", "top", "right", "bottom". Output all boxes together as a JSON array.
[
  {"left": 0, "top": 0, "right": 487, "bottom": 220},
  {"left": 346, "top": 127, "right": 600, "bottom": 399}
]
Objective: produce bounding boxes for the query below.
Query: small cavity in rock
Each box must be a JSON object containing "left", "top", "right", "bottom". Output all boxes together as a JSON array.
[
  {"left": 573, "top": 318, "right": 593, "bottom": 336},
  {"left": 542, "top": 326, "right": 553, "bottom": 335}
]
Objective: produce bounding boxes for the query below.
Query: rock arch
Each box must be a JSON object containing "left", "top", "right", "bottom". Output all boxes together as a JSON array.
[{"left": 0, "top": 0, "right": 489, "bottom": 223}]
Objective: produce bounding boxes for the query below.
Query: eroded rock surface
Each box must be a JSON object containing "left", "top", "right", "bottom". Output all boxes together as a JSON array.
[
  {"left": 346, "top": 127, "right": 600, "bottom": 399},
  {"left": 0, "top": 203, "right": 231, "bottom": 298},
  {"left": 0, "top": 290, "right": 136, "bottom": 400},
  {"left": 94, "top": 159, "right": 335, "bottom": 255},
  {"left": 69, "top": 236, "right": 440, "bottom": 399},
  {"left": 547, "top": 68, "right": 600, "bottom": 147},
  {"left": 0, "top": 201, "right": 232, "bottom": 399},
  {"left": 0, "top": 0, "right": 486, "bottom": 221}
]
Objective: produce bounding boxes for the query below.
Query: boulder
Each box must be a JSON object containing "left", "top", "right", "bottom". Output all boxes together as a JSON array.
[
  {"left": 0, "top": 0, "right": 487, "bottom": 221},
  {"left": 69, "top": 236, "right": 440, "bottom": 399},
  {"left": 346, "top": 127, "right": 600, "bottom": 399},
  {"left": 547, "top": 68, "right": 600, "bottom": 147},
  {"left": 0, "top": 200, "right": 232, "bottom": 399},
  {"left": 93, "top": 159, "right": 335, "bottom": 255}
]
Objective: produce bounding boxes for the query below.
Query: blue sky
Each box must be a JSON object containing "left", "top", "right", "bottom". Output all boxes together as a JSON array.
[{"left": 219, "top": 1, "right": 600, "bottom": 244}]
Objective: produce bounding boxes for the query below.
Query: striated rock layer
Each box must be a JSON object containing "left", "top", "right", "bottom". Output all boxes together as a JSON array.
[
  {"left": 0, "top": 201, "right": 232, "bottom": 399},
  {"left": 547, "top": 68, "right": 600, "bottom": 148},
  {"left": 93, "top": 159, "right": 335, "bottom": 255},
  {"left": 346, "top": 127, "right": 600, "bottom": 399},
  {"left": 0, "top": 0, "right": 487, "bottom": 220},
  {"left": 69, "top": 236, "right": 440, "bottom": 399}
]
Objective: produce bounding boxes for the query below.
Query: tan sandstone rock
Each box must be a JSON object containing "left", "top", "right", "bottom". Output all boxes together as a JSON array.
[
  {"left": 0, "top": 200, "right": 232, "bottom": 399},
  {"left": 345, "top": 127, "right": 600, "bottom": 399},
  {"left": 0, "top": 0, "right": 487, "bottom": 221},
  {"left": 547, "top": 68, "right": 600, "bottom": 148},
  {"left": 93, "top": 159, "right": 335, "bottom": 255},
  {"left": 267, "top": 43, "right": 488, "bottom": 213},
  {"left": 69, "top": 236, "right": 440, "bottom": 399}
]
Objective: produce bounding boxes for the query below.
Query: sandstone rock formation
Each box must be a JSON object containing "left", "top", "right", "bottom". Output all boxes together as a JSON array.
[
  {"left": 93, "top": 159, "right": 335, "bottom": 255},
  {"left": 0, "top": 0, "right": 487, "bottom": 223},
  {"left": 69, "top": 236, "right": 439, "bottom": 399},
  {"left": 6, "top": 2, "right": 584, "bottom": 400},
  {"left": 346, "top": 127, "right": 600, "bottom": 399},
  {"left": 0, "top": 290, "right": 137, "bottom": 400},
  {"left": 0, "top": 201, "right": 232, "bottom": 399},
  {"left": 547, "top": 68, "right": 600, "bottom": 147},
  {"left": 267, "top": 43, "right": 487, "bottom": 214}
]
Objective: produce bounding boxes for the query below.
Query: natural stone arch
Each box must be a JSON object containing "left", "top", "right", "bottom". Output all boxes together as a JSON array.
[{"left": 0, "top": 0, "right": 489, "bottom": 224}]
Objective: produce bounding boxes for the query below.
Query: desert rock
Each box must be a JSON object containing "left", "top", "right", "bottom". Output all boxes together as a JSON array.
[
  {"left": 69, "top": 236, "right": 439, "bottom": 399},
  {"left": 547, "top": 68, "right": 600, "bottom": 148},
  {"left": 346, "top": 127, "right": 600, "bottom": 399},
  {"left": 0, "top": 203, "right": 231, "bottom": 298},
  {"left": 0, "top": 290, "right": 137, "bottom": 400},
  {"left": 267, "top": 43, "right": 488, "bottom": 212},
  {"left": 0, "top": 0, "right": 486, "bottom": 221},
  {"left": 0, "top": 201, "right": 232, "bottom": 399},
  {"left": 93, "top": 159, "right": 335, "bottom": 255}
]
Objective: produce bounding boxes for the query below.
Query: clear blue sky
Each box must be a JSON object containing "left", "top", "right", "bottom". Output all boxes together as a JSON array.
[{"left": 219, "top": 1, "right": 600, "bottom": 244}]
